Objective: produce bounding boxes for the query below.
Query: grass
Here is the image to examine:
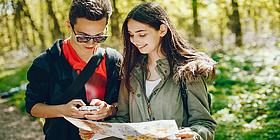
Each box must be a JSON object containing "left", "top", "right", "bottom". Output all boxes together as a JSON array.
[
  {"left": 0, "top": 65, "right": 29, "bottom": 112},
  {"left": 0, "top": 65, "right": 29, "bottom": 93}
]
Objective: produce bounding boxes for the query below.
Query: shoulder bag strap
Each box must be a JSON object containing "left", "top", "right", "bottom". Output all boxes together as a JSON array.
[{"left": 64, "top": 48, "right": 105, "bottom": 102}]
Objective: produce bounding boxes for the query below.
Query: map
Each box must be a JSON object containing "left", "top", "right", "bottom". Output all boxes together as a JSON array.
[{"left": 64, "top": 117, "right": 179, "bottom": 139}]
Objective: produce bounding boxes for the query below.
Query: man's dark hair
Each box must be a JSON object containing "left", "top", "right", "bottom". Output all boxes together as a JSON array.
[{"left": 69, "top": 0, "right": 112, "bottom": 25}]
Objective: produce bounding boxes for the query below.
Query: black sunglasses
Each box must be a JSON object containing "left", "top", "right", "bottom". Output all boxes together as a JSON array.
[{"left": 70, "top": 24, "right": 108, "bottom": 43}]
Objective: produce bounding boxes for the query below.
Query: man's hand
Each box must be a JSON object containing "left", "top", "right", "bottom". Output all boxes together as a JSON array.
[
  {"left": 83, "top": 99, "right": 117, "bottom": 120},
  {"left": 59, "top": 99, "right": 87, "bottom": 118}
]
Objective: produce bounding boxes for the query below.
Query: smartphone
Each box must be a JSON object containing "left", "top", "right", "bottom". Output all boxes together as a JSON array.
[{"left": 79, "top": 106, "right": 100, "bottom": 111}]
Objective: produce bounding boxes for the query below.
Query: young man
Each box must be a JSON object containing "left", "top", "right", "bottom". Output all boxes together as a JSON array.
[{"left": 25, "top": 0, "right": 121, "bottom": 139}]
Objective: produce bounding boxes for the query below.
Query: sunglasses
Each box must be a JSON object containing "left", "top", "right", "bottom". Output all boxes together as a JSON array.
[
  {"left": 70, "top": 24, "right": 108, "bottom": 43},
  {"left": 75, "top": 34, "right": 108, "bottom": 43}
]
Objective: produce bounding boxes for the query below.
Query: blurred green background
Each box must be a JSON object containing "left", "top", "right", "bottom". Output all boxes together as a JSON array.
[{"left": 0, "top": 0, "right": 279, "bottom": 139}]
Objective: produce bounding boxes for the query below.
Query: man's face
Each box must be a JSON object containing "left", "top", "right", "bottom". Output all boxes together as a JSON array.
[{"left": 70, "top": 18, "right": 107, "bottom": 55}]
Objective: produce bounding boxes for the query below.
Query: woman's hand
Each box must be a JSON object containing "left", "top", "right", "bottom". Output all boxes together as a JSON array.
[
  {"left": 176, "top": 128, "right": 199, "bottom": 140},
  {"left": 79, "top": 129, "right": 95, "bottom": 140},
  {"left": 84, "top": 99, "right": 117, "bottom": 120},
  {"left": 79, "top": 120, "right": 103, "bottom": 140}
]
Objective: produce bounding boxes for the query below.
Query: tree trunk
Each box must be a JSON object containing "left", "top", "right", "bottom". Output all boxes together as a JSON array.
[
  {"left": 228, "top": 0, "right": 242, "bottom": 46},
  {"left": 111, "top": 0, "right": 120, "bottom": 49},
  {"left": 46, "top": 0, "right": 62, "bottom": 40},
  {"left": 192, "top": 0, "right": 201, "bottom": 37},
  {"left": 21, "top": 0, "right": 46, "bottom": 52},
  {"left": 12, "top": 0, "right": 23, "bottom": 50},
  {"left": 253, "top": 9, "right": 258, "bottom": 35},
  {"left": 219, "top": 21, "right": 224, "bottom": 46},
  {"left": 21, "top": 18, "right": 32, "bottom": 51},
  {"left": 3, "top": 3, "right": 13, "bottom": 50},
  {"left": 38, "top": 0, "right": 45, "bottom": 48}
]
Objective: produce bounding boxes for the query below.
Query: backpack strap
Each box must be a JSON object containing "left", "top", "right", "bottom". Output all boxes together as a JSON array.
[
  {"left": 46, "top": 40, "right": 62, "bottom": 82},
  {"left": 104, "top": 47, "right": 121, "bottom": 104},
  {"left": 180, "top": 78, "right": 212, "bottom": 117},
  {"left": 179, "top": 78, "right": 190, "bottom": 117},
  {"left": 105, "top": 47, "right": 120, "bottom": 75}
]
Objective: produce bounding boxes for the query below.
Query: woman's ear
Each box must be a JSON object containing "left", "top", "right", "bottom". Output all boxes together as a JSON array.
[{"left": 159, "top": 24, "right": 168, "bottom": 37}]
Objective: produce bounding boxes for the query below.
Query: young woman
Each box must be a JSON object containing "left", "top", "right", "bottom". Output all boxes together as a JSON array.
[
  {"left": 79, "top": 2, "right": 217, "bottom": 140},
  {"left": 117, "top": 2, "right": 217, "bottom": 140}
]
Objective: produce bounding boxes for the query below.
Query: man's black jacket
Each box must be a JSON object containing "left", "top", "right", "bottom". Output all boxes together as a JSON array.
[{"left": 25, "top": 40, "right": 122, "bottom": 140}]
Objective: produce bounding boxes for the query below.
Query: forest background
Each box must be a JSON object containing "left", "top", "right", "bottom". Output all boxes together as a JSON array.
[{"left": 0, "top": 0, "right": 279, "bottom": 139}]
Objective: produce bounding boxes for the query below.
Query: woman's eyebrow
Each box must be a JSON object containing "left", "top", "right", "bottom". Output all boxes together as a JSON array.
[
  {"left": 135, "top": 30, "right": 146, "bottom": 33},
  {"left": 128, "top": 30, "right": 147, "bottom": 34}
]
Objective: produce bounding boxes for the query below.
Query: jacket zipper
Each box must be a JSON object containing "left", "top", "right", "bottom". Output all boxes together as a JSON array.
[{"left": 141, "top": 68, "right": 155, "bottom": 121}]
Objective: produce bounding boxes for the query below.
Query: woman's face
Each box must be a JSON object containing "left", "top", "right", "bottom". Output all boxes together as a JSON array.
[{"left": 127, "top": 19, "right": 163, "bottom": 56}]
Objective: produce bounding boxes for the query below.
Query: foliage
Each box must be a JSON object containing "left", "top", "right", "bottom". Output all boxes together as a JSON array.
[
  {"left": 211, "top": 37, "right": 280, "bottom": 139},
  {"left": 0, "top": 0, "right": 279, "bottom": 56},
  {"left": 0, "top": 0, "right": 279, "bottom": 139}
]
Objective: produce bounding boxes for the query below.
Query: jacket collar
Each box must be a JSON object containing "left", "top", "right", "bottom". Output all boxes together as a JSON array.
[
  {"left": 155, "top": 58, "right": 170, "bottom": 79},
  {"left": 46, "top": 39, "right": 78, "bottom": 80},
  {"left": 133, "top": 56, "right": 171, "bottom": 80},
  {"left": 47, "top": 39, "right": 63, "bottom": 59}
]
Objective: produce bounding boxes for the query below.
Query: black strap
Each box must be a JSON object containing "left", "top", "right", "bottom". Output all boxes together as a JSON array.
[
  {"left": 180, "top": 78, "right": 212, "bottom": 117},
  {"left": 179, "top": 78, "right": 190, "bottom": 117},
  {"left": 63, "top": 48, "right": 105, "bottom": 102}
]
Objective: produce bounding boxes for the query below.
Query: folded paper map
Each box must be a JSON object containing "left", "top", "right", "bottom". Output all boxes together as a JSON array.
[{"left": 64, "top": 117, "right": 179, "bottom": 139}]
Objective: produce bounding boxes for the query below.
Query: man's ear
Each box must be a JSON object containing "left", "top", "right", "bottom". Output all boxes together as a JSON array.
[
  {"left": 65, "top": 20, "right": 71, "bottom": 30},
  {"left": 159, "top": 24, "right": 168, "bottom": 37}
]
